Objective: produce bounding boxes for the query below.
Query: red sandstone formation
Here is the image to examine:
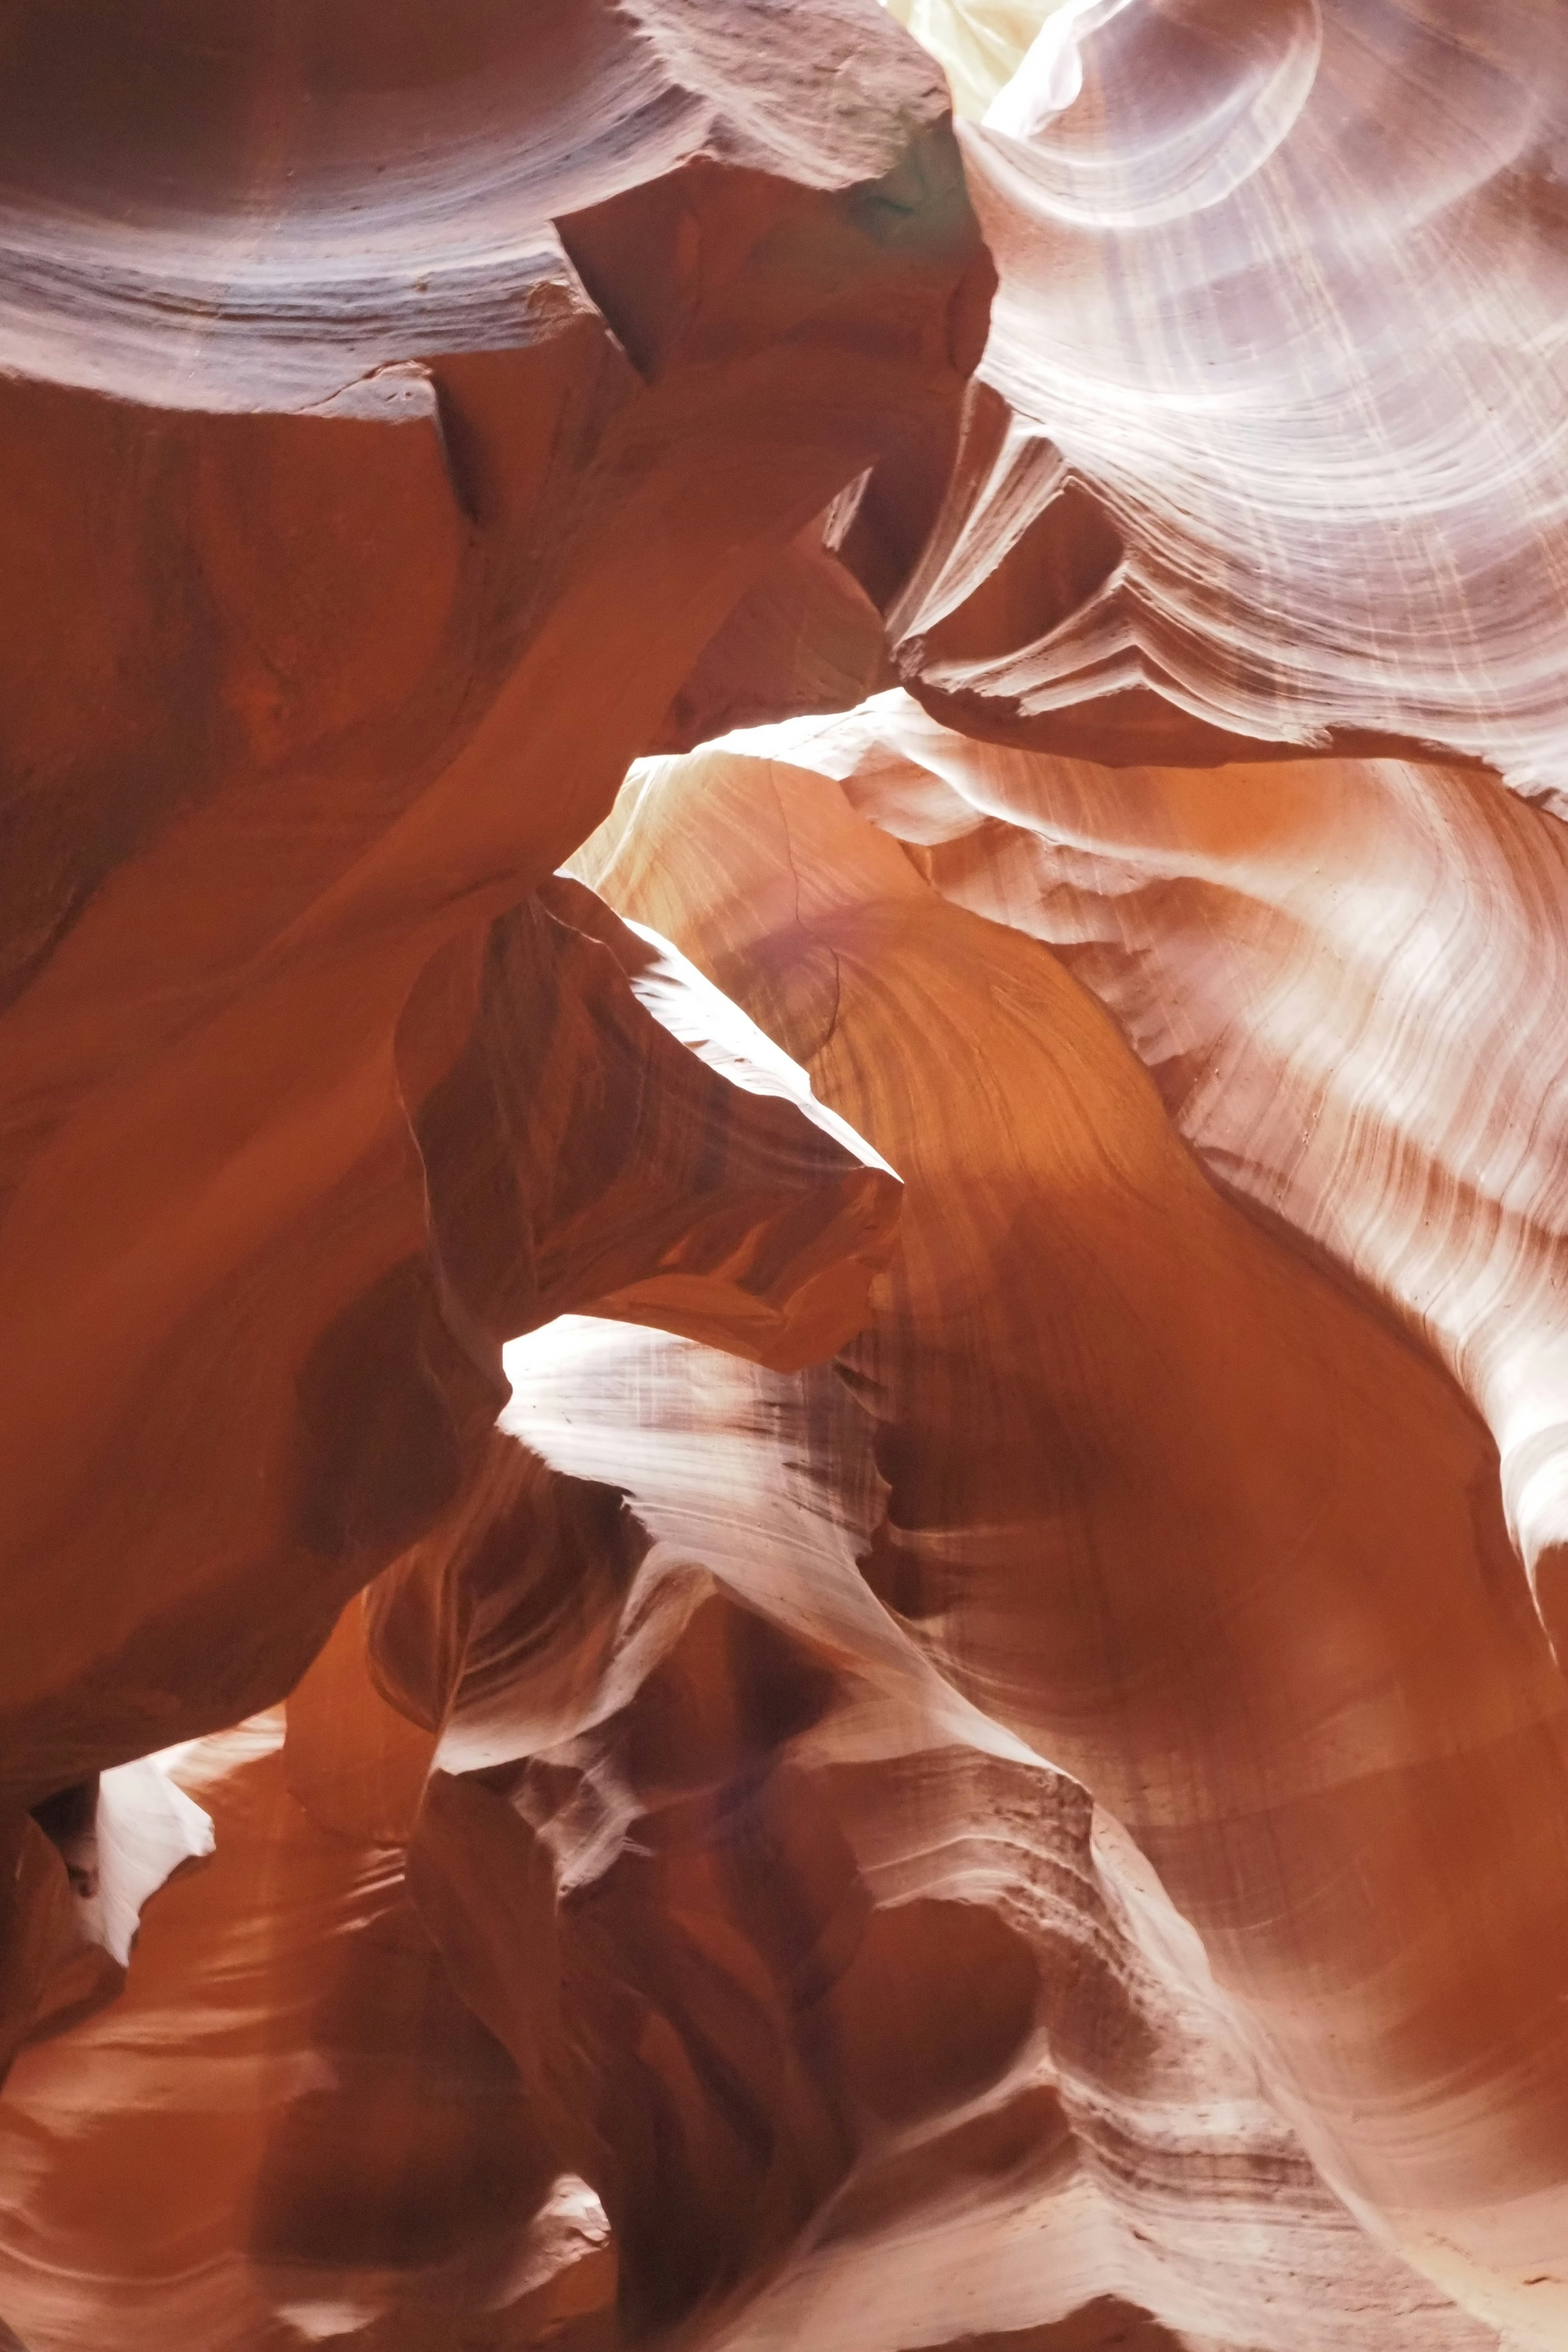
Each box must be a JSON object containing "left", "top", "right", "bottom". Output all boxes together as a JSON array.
[
  {"left": 715, "top": 694, "right": 1568, "bottom": 1658},
  {"left": 4, "top": 2, "right": 1568, "bottom": 2351},
  {"left": 570, "top": 741, "right": 1568, "bottom": 2344},
  {"left": 0, "top": 0, "right": 974, "bottom": 2059}
]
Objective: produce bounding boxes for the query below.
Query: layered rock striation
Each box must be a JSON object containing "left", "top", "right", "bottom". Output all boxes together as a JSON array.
[{"left": 850, "top": 0, "right": 1568, "bottom": 790}]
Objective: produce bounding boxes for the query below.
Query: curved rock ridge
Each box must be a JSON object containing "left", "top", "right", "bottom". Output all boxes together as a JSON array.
[
  {"left": 571, "top": 739, "right": 1568, "bottom": 2343},
  {"left": 703, "top": 691, "right": 1568, "bottom": 1654},
  {"left": 0, "top": 0, "right": 963, "bottom": 408},
  {"left": 836, "top": 0, "right": 1568, "bottom": 796}
]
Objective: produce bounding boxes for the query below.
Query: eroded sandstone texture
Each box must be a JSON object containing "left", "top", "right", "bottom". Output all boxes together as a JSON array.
[{"left": 3, "top": 2, "right": 1568, "bottom": 2350}]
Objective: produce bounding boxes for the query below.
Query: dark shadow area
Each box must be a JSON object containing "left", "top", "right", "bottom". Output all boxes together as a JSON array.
[{"left": 927, "top": 2296, "right": 1185, "bottom": 2352}]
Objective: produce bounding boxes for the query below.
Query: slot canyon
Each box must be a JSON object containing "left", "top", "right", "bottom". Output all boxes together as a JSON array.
[{"left": 2, "top": 2, "right": 1568, "bottom": 2347}]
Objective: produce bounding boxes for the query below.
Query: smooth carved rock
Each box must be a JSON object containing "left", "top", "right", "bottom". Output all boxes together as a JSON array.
[
  {"left": 0, "top": 0, "right": 976, "bottom": 1835},
  {"left": 713, "top": 690, "right": 1568, "bottom": 1660},
  {"left": 4, "top": 3, "right": 1568, "bottom": 2350}
]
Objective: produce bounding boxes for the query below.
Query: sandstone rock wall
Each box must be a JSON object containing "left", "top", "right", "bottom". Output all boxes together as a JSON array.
[{"left": 2, "top": 4, "right": 1568, "bottom": 2350}]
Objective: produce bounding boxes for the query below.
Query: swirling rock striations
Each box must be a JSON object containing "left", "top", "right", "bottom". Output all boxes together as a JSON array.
[
  {"left": 834, "top": 0, "right": 1568, "bottom": 792},
  {"left": 5, "top": 3, "right": 1568, "bottom": 2351},
  {"left": 570, "top": 740, "right": 1568, "bottom": 2341},
  {"left": 722, "top": 691, "right": 1568, "bottom": 1659},
  {"left": 0, "top": 1333, "right": 1501, "bottom": 2350}
]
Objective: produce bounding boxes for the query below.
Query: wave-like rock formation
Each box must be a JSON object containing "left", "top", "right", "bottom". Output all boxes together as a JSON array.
[
  {"left": 723, "top": 693, "right": 1568, "bottom": 1657},
  {"left": 0, "top": 0, "right": 976, "bottom": 2062},
  {"left": 0, "top": 1344, "right": 1506, "bottom": 2352},
  {"left": 5, "top": 2, "right": 1568, "bottom": 2350},
  {"left": 570, "top": 738, "right": 1568, "bottom": 2345},
  {"left": 845, "top": 0, "right": 1568, "bottom": 792}
]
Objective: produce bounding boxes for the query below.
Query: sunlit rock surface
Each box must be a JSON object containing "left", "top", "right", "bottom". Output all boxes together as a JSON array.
[
  {"left": 4, "top": 2, "right": 1568, "bottom": 2350},
  {"left": 714, "top": 693, "right": 1568, "bottom": 1659},
  {"left": 883, "top": 0, "right": 1079, "bottom": 120},
  {"left": 571, "top": 740, "right": 1568, "bottom": 2345}
]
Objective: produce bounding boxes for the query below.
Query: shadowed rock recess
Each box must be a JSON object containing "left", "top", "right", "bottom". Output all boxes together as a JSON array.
[{"left": 2, "top": 2, "right": 1567, "bottom": 2348}]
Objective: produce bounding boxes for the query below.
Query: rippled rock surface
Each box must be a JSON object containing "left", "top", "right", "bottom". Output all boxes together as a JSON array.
[{"left": 846, "top": 0, "right": 1568, "bottom": 793}]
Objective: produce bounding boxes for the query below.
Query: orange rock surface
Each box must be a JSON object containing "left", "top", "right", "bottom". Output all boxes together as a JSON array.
[
  {"left": 0, "top": 0, "right": 971, "bottom": 2053},
  {"left": 4, "top": 4, "right": 1568, "bottom": 2351}
]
